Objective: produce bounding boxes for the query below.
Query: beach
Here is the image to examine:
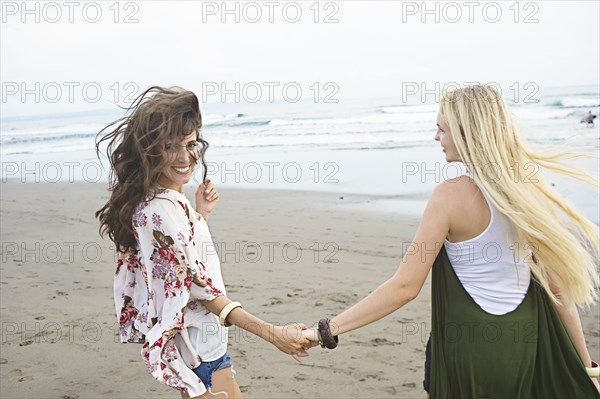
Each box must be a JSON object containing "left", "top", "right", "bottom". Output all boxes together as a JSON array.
[
  {"left": 3, "top": 0, "right": 600, "bottom": 395},
  {"left": 1, "top": 180, "right": 599, "bottom": 399},
  {"left": 1, "top": 83, "right": 599, "bottom": 399}
]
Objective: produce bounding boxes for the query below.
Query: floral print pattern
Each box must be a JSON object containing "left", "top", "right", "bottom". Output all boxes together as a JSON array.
[{"left": 113, "top": 189, "right": 224, "bottom": 397}]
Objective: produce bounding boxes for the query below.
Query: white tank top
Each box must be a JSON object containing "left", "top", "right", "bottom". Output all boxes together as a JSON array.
[{"left": 443, "top": 173, "right": 531, "bottom": 315}]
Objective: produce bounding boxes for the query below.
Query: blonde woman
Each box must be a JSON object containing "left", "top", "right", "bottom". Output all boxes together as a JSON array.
[
  {"left": 304, "top": 85, "right": 600, "bottom": 397},
  {"left": 96, "top": 86, "right": 311, "bottom": 399}
]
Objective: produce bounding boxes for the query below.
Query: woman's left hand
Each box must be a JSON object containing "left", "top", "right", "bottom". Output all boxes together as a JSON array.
[
  {"left": 268, "top": 324, "right": 312, "bottom": 363},
  {"left": 196, "top": 179, "right": 219, "bottom": 220}
]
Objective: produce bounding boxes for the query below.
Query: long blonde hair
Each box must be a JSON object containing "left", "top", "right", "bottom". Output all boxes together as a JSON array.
[{"left": 440, "top": 84, "right": 599, "bottom": 307}]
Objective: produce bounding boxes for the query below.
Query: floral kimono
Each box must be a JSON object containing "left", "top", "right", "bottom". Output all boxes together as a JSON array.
[{"left": 113, "top": 188, "right": 227, "bottom": 397}]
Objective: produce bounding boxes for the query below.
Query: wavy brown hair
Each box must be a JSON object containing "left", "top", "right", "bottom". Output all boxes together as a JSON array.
[{"left": 95, "top": 86, "right": 209, "bottom": 253}]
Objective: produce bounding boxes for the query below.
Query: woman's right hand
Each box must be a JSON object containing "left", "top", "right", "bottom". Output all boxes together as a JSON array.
[
  {"left": 269, "top": 324, "right": 312, "bottom": 362},
  {"left": 195, "top": 179, "right": 219, "bottom": 220},
  {"left": 301, "top": 327, "right": 321, "bottom": 347}
]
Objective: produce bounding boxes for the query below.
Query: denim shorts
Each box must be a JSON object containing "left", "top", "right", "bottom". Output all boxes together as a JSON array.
[{"left": 191, "top": 353, "right": 233, "bottom": 390}]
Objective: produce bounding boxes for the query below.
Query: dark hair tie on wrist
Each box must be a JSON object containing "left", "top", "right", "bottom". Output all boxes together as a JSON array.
[{"left": 318, "top": 318, "right": 339, "bottom": 349}]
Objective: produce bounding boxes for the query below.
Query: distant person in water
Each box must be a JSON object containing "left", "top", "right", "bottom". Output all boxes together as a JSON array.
[{"left": 581, "top": 110, "right": 596, "bottom": 127}]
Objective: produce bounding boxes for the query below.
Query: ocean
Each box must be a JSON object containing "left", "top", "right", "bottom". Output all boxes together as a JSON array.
[{"left": 1, "top": 85, "right": 599, "bottom": 222}]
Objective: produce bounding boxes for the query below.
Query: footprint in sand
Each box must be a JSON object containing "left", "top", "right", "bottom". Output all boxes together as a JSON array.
[
  {"left": 262, "top": 297, "right": 283, "bottom": 306},
  {"left": 0, "top": 358, "right": 7, "bottom": 364},
  {"left": 370, "top": 337, "right": 399, "bottom": 346},
  {"left": 18, "top": 376, "right": 34, "bottom": 382},
  {"left": 359, "top": 374, "right": 383, "bottom": 382},
  {"left": 327, "top": 293, "right": 354, "bottom": 305},
  {"left": 251, "top": 375, "right": 273, "bottom": 380},
  {"left": 294, "top": 373, "right": 308, "bottom": 381}
]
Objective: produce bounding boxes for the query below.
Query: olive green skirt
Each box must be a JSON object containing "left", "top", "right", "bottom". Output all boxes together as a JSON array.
[{"left": 430, "top": 246, "right": 599, "bottom": 398}]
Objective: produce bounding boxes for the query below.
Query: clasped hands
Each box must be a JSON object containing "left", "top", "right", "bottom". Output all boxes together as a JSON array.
[{"left": 268, "top": 323, "right": 321, "bottom": 363}]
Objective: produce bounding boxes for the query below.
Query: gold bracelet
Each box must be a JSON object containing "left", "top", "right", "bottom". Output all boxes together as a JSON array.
[
  {"left": 219, "top": 301, "right": 242, "bottom": 327},
  {"left": 587, "top": 361, "right": 599, "bottom": 378}
]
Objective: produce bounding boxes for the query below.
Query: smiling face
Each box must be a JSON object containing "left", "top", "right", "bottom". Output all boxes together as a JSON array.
[
  {"left": 156, "top": 131, "right": 199, "bottom": 192},
  {"left": 435, "top": 112, "right": 461, "bottom": 163}
]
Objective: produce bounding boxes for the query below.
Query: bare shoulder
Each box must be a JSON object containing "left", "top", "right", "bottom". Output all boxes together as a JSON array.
[
  {"left": 431, "top": 174, "right": 476, "bottom": 204},
  {"left": 433, "top": 175, "right": 490, "bottom": 243}
]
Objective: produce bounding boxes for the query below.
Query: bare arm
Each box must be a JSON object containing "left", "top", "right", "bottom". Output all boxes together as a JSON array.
[
  {"left": 553, "top": 300, "right": 593, "bottom": 368},
  {"left": 548, "top": 275, "right": 598, "bottom": 373},
  {"left": 194, "top": 182, "right": 310, "bottom": 358},
  {"left": 552, "top": 297, "right": 600, "bottom": 391},
  {"left": 545, "top": 265, "right": 599, "bottom": 391},
  {"left": 200, "top": 295, "right": 310, "bottom": 357},
  {"left": 328, "top": 182, "right": 453, "bottom": 336}
]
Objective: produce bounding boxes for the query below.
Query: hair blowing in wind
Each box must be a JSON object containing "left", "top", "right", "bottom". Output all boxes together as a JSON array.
[
  {"left": 440, "top": 84, "right": 599, "bottom": 308},
  {"left": 95, "top": 86, "right": 209, "bottom": 253}
]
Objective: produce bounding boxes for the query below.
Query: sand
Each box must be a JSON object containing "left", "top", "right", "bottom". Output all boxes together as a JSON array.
[{"left": 1, "top": 181, "right": 598, "bottom": 399}]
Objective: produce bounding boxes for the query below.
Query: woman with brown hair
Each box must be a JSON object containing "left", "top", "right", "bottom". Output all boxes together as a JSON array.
[{"left": 96, "top": 86, "right": 311, "bottom": 399}]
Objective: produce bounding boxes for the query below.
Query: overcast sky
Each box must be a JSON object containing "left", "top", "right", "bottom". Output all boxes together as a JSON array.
[{"left": 1, "top": 0, "right": 599, "bottom": 116}]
